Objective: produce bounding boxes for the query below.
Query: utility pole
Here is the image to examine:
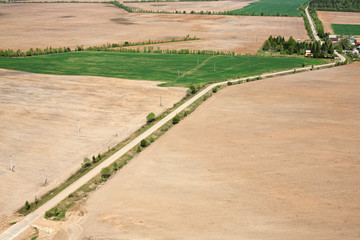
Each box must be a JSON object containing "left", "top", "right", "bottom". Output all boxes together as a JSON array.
[
  {"left": 77, "top": 119, "right": 80, "bottom": 133},
  {"left": 160, "top": 95, "right": 163, "bottom": 106},
  {"left": 42, "top": 169, "right": 47, "bottom": 184},
  {"left": 214, "top": 63, "right": 216, "bottom": 71},
  {"left": 197, "top": 57, "right": 199, "bottom": 65},
  {"left": 122, "top": 96, "right": 125, "bottom": 107},
  {"left": 178, "top": 69, "right": 180, "bottom": 77},
  {"left": 9, "top": 154, "right": 15, "bottom": 171}
]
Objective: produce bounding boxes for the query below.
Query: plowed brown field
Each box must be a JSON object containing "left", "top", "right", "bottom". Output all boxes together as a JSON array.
[
  {"left": 50, "top": 63, "right": 360, "bottom": 240},
  {"left": 0, "top": 3, "right": 308, "bottom": 54},
  {"left": 0, "top": 69, "right": 185, "bottom": 218},
  {"left": 317, "top": 11, "right": 360, "bottom": 34}
]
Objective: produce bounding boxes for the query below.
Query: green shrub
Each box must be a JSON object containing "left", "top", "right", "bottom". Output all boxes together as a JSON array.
[
  {"left": 150, "top": 137, "right": 155, "bottom": 143},
  {"left": 184, "top": 110, "right": 189, "bottom": 117},
  {"left": 227, "top": 81, "right": 233, "bottom": 86},
  {"left": 113, "top": 162, "right": 118, "bottom": 171},
  {"left": 82, "top": 157, "right": 91, "bottom": 168},
  {"left": 189, "top": 84, "right": 197, "bottom": 94},
  {"left": 173, "top": 114, "right": 181, "bottom": 124},
  {"left": 140, "top": 139, "right": 150, "bottom": 148},
  {"left": 101, "top": 167, "right": 111, "bottom": 178},
  {"left": 25, "top": 201, "right": 30, "bottom": 211},
  {"left": 212, "top": 87, "right": 218, "bottom": 93},
  {"left": 137, "top": 146, "right": 142, "bottom": 152},
  {"left": 146, "top": 112, "right": 155, "bottom": 123}
]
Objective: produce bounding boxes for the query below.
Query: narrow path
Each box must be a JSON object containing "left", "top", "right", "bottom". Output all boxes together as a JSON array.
[
  {"left": 0, "top": 61, "right": 341, "bottom": 240},
  {"left": 176, "top": 56, "right": 215, "bottom": 81}
]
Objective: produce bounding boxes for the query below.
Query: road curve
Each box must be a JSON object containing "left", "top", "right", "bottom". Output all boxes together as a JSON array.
[{"left": 0, "top": 61, "right": 340, "bottom": 240}]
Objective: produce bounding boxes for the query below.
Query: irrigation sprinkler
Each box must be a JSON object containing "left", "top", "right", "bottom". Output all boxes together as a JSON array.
[{"left": 42, "top": 169, "right": 47, "bottom": 185}]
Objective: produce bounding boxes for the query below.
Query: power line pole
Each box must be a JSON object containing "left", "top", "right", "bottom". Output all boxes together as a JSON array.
[
  {"left": 122, "top": 96, "right": 125, "bottom": 107},
  {"left": 160, "top": 95, "right": 162, "bottom": 106},
  {"left": 214, "top": 63, "right": 216, "bottom": 71},
  {"left": 197, "top": 57, "right": 199, "bottom": 65},
  {"left": 77, "top": 119, "right": 80, "bottom": 133},
  {"left": 42, "top": 169, "right": 47, "bottom": 184},
  {"left": 9, "top": 154, "right": 15, "bottom": 171},
  {"left": 178, "top": 69, "right": 180, "bottom": 77}
]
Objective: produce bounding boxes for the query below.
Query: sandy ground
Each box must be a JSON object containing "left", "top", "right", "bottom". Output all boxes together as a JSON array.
[
  {"left": 36, "top": 63, "right": 360, "bottom": 240},
  {"left": 0, "top": 3, "right": 308, "bottom": 54},
  {"left": 123, "top": 0, "right": 255, "bottom": 13},
  {"left": 317, "top": 11, "right": 360, "bottom": 34},
  {"left": 0, "top": 69, "right": 186, "bottom": 219}
]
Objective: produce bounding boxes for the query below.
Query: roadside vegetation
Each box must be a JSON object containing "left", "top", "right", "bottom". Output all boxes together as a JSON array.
[{"left": 0, "top": 52, "right": 327, "bottom": 87}]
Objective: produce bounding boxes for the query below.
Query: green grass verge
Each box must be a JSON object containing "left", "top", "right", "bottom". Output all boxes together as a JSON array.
[
  {"left": 0, "top": 52, "right": 327, "bottom": 87},
  {"left": 230, "top": 0, "right": 308, "bottom": 16},
  {"left": 332, "top": 24, "right": 360, "bottom": 35}
]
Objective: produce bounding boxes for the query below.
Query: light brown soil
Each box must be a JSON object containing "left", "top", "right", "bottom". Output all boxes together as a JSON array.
[
  {"left": 55, "top": 63, "right": 360, "bottom": 239},
  {"left": 123, "top": 0, "right": 256, "bottom": 13},
  {"left": 317, "top": 11, "right": 360, "bottom": 34},
  {"left": 0, "top": 69, "right": 186, "bottom": 217},
  {"left": 0, "top": 3, "right": 308, "bottom": 54}
]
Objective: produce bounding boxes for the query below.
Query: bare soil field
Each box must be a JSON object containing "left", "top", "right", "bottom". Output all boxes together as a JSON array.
[
  {"left": 0, "top": 3, "right": 308, "bottom": 54},
  {"left": 0, "top": 69, "right": 185, "bottom": 218},
  {"left": 123, "top": 0, "right": 256, "bottom": 13},
  {"left": 317, "top": 11, "right": 360, "bottom": 34},
  {"left": 35, "top": 63, "right": 360, "bottom": 240}
]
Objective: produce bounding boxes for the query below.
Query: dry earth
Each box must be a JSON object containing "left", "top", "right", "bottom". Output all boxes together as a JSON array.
[
  {"left": 123, "top": 0, "right": 255, "bottom": 13},
  {"left": 38, "top": 62, "right": 360, "bottom": 239},
  {"left": 0, "top": 3, "right": 308, "bottom": 54},
  {"left": 317, "top": 11, "right": 360, "bottom": 34},
  {"left": 0, "top": 69, "right": 186, "bottom": 219}
]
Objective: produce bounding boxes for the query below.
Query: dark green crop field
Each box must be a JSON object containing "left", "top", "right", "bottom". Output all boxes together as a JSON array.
[
  {"left": 0, "top": 52, "right": 328, "bottom": 86},
  {"left": 231, "top": 0, "right": 308, "bottom": 16},
  {"left": 332, "top": 24, "right": 360, "bottom": 35}
]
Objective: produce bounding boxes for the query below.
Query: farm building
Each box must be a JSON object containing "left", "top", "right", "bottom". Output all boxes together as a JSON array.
[{"left": 329, "top": 35, "right": 338, "bottom": 42}]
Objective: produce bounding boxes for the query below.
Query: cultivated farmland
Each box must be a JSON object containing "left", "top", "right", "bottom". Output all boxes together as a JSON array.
[
  {"left": 121, "top": 0, "right": 256, "bottom": 13},
  {"left": 317, "top": 11, "right": 360, "bottom": 34},
  {"left": 231, "top": 0, "right": 308, "bottom": 16},
  {"left": 0, "top": 69, "right": 186, "bottom": 217},
  {"left": 331, "top": 24, "right": 360, "bottom": 35},
  {"left": 0, "top": 52, "right": 327, "bottom": 86},
  {"left": 41, "top": 62, "right": 360, "bottom": 240},
  {"left": 0, "top": 3, "right": 309, "bottom": 54}
]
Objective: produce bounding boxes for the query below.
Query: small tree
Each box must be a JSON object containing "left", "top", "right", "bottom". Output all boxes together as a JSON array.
[
  {"left": 137, "top": 146, "right": 142, "bottom": 152},
  {"left": 113, "top": 162, "right": 118, "bottom": 171},
  {"left": 189, "top": 84, "right": 197, "bottom": 94},
  {"left": 82, "top": 157, "right": 91, "bottom": 168},
  {"left": 146, "top": 112, "right": 155, "bottom": 123},
  {"left": 212, "top": 87, "right": 218, "bottom": 93},
  {"left": 173, "top": 114, "right": 181, "bottom": 124},
  {"left": 25, "top": 201, "right": 30, "bottom": 211},
  {"left": 140, "top": 139, "right": 149, "bottom": 147},
  {"left": 101, "top": 167, "right": 111, "bottom": 178}
]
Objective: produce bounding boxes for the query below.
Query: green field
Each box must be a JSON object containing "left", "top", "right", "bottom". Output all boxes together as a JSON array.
[
  {"left": 332, "top": 24, "right": 360, "bottom": 35},
  {"left": 0, "top": 52, "right": 327, "bottom": 86},
  {"left": 231, "top": 0, "right": 308, "bottom": 16}
]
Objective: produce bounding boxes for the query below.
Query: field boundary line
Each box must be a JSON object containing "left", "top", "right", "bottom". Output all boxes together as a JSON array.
[
  {"left": 0, "top": 60, "right": 341, "bottom": 240},
  {"left": 176, "top": 55, "right": 215, "bottom": 82}
]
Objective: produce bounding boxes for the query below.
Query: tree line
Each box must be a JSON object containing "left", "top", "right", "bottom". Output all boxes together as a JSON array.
[
  {"left": 309, "top": 0, "right": 360, "bottom": 12},
  {"left": 261, "top": 36, "right": 334, "bottom": 58}
]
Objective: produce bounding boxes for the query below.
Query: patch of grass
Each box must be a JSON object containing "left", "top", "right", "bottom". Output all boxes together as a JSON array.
[
  {"left": 332, "top": 24, "right": 360, "bottom": 35},
  {"left": 230, "top": 0, "right": 308, "bottom": 16},
  {"left": 0, "top": 52, "right": 327, "bottom": 87}
]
